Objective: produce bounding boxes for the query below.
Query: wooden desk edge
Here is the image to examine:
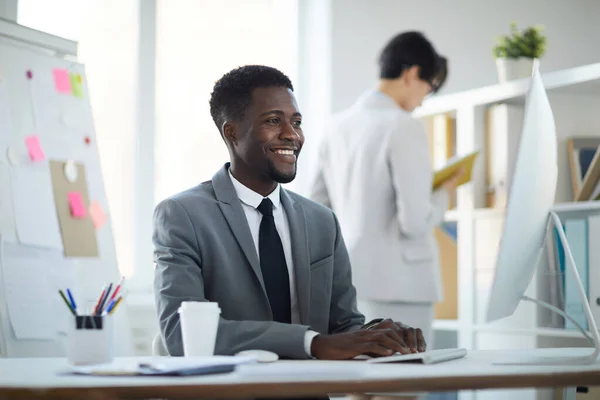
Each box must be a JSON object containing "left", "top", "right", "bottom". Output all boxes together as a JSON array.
[{"left": 1, "top": 370, "right": 600, "bottom": 399}]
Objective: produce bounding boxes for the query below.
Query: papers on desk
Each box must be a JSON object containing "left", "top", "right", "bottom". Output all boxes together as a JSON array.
[{"left": 65, "top": 356, "right": 256, "bottom": 377}]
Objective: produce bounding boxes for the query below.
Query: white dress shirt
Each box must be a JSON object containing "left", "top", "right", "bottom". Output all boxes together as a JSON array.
[{"left": 229, "top": 169, "right": 318, "bottom": 356}]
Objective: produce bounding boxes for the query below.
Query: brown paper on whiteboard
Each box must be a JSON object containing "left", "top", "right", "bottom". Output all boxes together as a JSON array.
[{"left": 49, "top": 160, "right": 98, "bottom": 257}]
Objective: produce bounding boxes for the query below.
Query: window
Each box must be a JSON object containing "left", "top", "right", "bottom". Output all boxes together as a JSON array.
[
  {"left": 19, "top": 0, "right": 299, "bottom": 288},
  {"left": 155, "top": 0, "right": 299, "bottom": 202},
  {"left": 18, "top": 0, "right": 139, "bottom": 278}
]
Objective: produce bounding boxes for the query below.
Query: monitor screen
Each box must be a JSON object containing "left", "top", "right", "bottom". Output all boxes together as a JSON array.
[{"left": 486, "top": 68, "right": 558, "bottom": 323}]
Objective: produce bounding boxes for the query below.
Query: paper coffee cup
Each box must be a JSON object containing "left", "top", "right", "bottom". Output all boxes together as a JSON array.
[{"left": 178, "top": 301, "right": 221, "bottom": 357}]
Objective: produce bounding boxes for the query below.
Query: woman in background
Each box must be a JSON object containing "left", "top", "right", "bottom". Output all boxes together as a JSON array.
[{"left": 309, "top": 31, "right": 461, "bottom": 346}]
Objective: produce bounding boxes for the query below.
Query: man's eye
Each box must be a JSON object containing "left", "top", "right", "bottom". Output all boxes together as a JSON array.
[
  {"left": 267, "top": 118, "right": 280, "bottom": 124},
  {"left": 293, "top": 120, "right": 302, "bottom": 127}
]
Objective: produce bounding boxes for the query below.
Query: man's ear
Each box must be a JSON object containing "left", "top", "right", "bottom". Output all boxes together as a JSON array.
[{"left": 222, "top": 121, "right": 237, "bottom": 146}]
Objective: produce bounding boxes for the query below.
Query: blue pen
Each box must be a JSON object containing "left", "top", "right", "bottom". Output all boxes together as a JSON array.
[
  {"left": 66, "top": 289, "right": 77, "bottom": 313},
  {"left": 104, "top": 298, "right": 117, "bottom": 315}
]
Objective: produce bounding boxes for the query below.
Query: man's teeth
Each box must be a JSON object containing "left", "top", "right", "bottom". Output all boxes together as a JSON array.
[{"left": 275, "top": 150, "right": 294, "bottom": 155}]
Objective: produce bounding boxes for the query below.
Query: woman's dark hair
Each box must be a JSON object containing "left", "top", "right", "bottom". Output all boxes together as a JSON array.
[
  {"left": 431, "top": 55, "right": 448, "bottom": 93},
  {"left": 378, "top": 31, "right": 447, "bottom": 92}
]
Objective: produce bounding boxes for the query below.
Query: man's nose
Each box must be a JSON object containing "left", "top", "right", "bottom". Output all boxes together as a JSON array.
[{"left": 280, "top": 122, "right": 300, "bottom": 141}]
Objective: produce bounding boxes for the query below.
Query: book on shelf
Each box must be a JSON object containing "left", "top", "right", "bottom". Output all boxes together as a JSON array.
[
  {"left": 573, "top": 140, "right": 600, "bottom": 201},
  {"left": 563, "top": 219, "right": 588, "bottom": 330},
  {"left": 434, "top": 224, "right": 458, "bottom": 320},
  {"left": 425, "top": 113, "right": 457, "bottom": 208},
  {"left": 588, "top": 215, "right": 600, "bottom": 329},
  {"left": 567, "top": 137, "right": 600, "bottom": 200},
  {"left": 548, "top": 214, "right": 600, "bottom": 332}
]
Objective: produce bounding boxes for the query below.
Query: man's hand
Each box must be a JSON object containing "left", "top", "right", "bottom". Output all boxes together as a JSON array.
[
  {"left": 310, "top": 328, "right": 412, "bottom": 360},
  {"left": 366, "top": 318, "right": 426, "bottom": 353}
]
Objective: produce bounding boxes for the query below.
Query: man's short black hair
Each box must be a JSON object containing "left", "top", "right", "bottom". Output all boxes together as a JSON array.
[
  {"left": 209, "top": 65, "right": 294, "bottom": 134},
  {"left": 378, "top": 31, "right": 447, "bottom": 91}
]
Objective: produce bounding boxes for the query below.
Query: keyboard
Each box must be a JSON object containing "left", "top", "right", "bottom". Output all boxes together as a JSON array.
[{"left": 366, "top": 348, "right": 467, "bottom": 365}]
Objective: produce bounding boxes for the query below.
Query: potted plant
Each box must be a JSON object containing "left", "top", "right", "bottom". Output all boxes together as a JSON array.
[{"left": 493, "top": 22, "right": 547, "bottom": 83}]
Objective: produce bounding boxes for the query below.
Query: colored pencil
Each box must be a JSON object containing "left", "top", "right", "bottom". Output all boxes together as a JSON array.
[
  {"left": 59, "top": 290, "right": 76, "bottom": 316},
  {"left": 108, "top": 296, "right": 123, "bottom": 315}
]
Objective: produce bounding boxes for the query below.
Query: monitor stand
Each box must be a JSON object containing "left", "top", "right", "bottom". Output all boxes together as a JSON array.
[{"left": 492, "top": 211, "right": 600, "bottom": 366}]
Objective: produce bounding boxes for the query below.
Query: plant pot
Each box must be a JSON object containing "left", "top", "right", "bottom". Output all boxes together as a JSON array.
[{"left": 496, "top": 57, "right": 537, "bottom": 83}]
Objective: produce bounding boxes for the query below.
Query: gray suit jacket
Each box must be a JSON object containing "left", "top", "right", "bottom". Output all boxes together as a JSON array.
[
  {"left": 310, "top": 90, "right": 448, "bottom": 303},
  {"left": 153, "top": 163, "right": 365, "bottom": 358}
]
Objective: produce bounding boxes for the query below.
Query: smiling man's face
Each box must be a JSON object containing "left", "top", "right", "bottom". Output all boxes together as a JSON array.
[{"left": 233, "top": 86, "right": 304, "bottom": 184}]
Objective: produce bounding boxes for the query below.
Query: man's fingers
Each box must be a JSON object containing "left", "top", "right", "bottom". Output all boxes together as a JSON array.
[
  {"left": 358, "top": 329, "right": 408, "bottom": 355},
  {"left": 392, "top": 322, "right": 414, "bottom": 347},
  {"left": 363, "top": 342, "right": 394, "bottom": 357},
  {"left": 372, "top": 329, "right": 410, "bottom": 355},
  {"left": 416, "top": 328, "right": 426, "bottom": 352},
  {"left": 382, "top": 328, "right": 411, "bottom": 354},
  {"left": 390, "top": 322, "right": 418, "bottom": 353},
  {"left": 403, "top": 327, "right": 418, "bottom": 353},
  {"left": 371, "top": 318, "right": 395, "bottom": 330}
]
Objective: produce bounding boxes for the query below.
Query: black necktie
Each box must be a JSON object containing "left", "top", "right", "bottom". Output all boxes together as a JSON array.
[{"left": 257, "top": 198, "right": 291, "bottom": 323}]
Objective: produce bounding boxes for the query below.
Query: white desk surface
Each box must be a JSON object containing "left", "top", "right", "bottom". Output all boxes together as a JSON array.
[{"left": 1, "top": 348, "right": 599, "bottom": 399}]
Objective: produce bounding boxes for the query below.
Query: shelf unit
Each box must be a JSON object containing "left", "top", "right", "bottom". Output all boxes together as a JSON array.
[{"left": 419, "top": 63, "right": 600, "bottom": 400}]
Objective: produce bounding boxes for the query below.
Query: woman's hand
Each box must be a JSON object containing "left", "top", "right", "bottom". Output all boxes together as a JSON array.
[{"left": 441, "top": 167, "right": 465, "bottom": 197}]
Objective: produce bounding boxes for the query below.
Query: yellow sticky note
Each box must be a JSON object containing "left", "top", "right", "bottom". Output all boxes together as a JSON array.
[{"left": 70, "top": 73, "right": 84, "bottom": 98}]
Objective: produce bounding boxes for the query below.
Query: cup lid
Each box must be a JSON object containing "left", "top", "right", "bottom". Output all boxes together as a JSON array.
[{"left": 178, "top": 301, "right": 221, "bottom": 313}]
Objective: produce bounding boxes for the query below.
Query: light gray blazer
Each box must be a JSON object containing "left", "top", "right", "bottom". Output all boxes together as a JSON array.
[
  {"left": 153, "top": 163, "right": 364, "bottom": 358},
  {"left": 309, "top": 90, "right": 449, "bottom": 303}
]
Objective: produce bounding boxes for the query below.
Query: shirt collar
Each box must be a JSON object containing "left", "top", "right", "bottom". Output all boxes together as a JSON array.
[
  {"left": 356, "top": 89, "right": 410, "bottom": 114},
  {"left": 228, "top": 168, "right": 281, "bottom": 210}
]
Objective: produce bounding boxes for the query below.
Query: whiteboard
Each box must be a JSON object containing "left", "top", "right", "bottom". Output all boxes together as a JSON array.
[{"left": 0, "top": 29, "right": 132, "bottom": 357}]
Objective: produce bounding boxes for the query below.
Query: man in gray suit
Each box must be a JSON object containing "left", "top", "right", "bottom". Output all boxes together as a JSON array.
[{"left": 153, "top": 65, "right": 425, "bottom": 361}]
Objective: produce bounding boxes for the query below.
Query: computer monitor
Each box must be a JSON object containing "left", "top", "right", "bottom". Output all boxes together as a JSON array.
[{"left": 484, "top": 66, "right": 600, "bottom": 365}]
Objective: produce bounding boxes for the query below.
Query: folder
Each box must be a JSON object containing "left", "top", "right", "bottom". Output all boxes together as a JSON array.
[
  {"left": 587, "top": 215, "right": 600, "bottom": 329},
  {"left": 64, "top": 356, "right": 255, "bottom": 377},
  {"left": 564, "top": 218, "right": 588, "bottom": 331},
  {"left": 432, "top": 150, "right": 479, "bottom": 190}
]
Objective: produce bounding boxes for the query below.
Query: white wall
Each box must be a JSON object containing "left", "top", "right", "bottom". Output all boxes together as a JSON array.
[
  {"left": 329, "top": 0, "right": 600, "bottom": 112},
  {"left": 0, "top": 0, "right": 17, "bottom": 20},
  {"left": 293, "top": 0, "right": 332, "bottom": 194},
  {"left": 293, "top": 0, "right": 600, "bottom": 196}
]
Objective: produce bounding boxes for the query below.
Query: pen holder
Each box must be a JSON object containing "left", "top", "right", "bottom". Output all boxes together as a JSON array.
[{"left": 67, "top": 315, "right": 114, "bottom": 365}]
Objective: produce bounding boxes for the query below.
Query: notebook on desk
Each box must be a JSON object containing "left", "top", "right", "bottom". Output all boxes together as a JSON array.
[{"left": 64, "top": 356, "right": 255, "bottom": 377}]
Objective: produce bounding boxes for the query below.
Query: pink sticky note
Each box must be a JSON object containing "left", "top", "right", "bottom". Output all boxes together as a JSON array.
[
  {"left": 53, "top": 68, "right": 72, "bottom": 93},
  {"left": 25, "top": 135, "right": 45, "bottom": 162},
  {"left": 68, "top": 192, "right": 87, "bottom": 218},
  {"left": 89, "top": 200, "right": 107, "bottom": 229}
]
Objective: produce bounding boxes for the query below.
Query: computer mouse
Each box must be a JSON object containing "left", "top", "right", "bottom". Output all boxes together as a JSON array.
[{"left": 235, "top": 349, "right": 279, "bottom": 363}]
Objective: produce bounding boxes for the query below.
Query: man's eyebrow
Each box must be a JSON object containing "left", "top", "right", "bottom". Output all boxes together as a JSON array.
[{"left": 257, "top": 110, "right": 302, "bottom": 118}]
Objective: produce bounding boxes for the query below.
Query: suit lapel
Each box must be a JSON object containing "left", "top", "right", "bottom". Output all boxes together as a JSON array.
[
  {"left": 281, "top": 190, "right": 311, "bottom": 325},
  {"left": 212, "top": 165, "right": 266, "bottom": 293}
]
